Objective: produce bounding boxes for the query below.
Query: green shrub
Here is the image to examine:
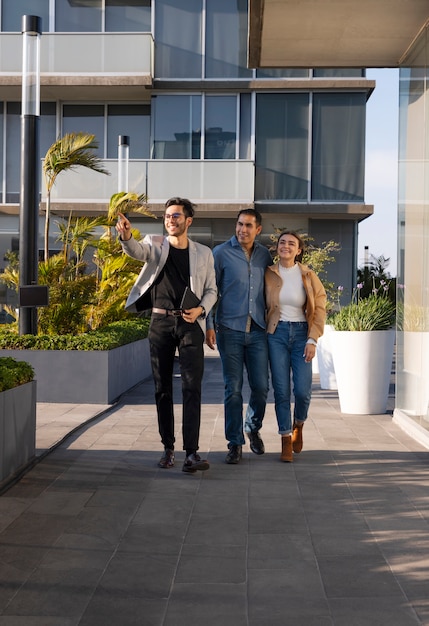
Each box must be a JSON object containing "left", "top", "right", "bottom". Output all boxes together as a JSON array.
[
  {"left": 331, "top": 294, "right": 396, "bottom": 331},
  {"left": 0, "top": 357, "right": 34, "bottom": 392},
  {"left": 0, "top": 318, "right": 149, "bottom": 351}
]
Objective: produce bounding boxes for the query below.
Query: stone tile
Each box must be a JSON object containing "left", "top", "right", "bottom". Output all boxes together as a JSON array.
[
  {"left": 79, "top": 593, "right": 167, "bottom": 626},
  {"left": 328, "top": 597, "right": 421, "bottom": 625},
  {"left": 176, "top": 544, "right": 246, "bottom": 584},
  {"left": 164, "top": 583, "right": 248, "bottom": 626},
  {"left": 317, "top": 554, "right": 405, "bottom": 598}
]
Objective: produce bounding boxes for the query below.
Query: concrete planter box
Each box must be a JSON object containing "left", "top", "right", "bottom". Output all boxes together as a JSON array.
[
  {"left": 0, "top": 381, "right": 36, "bottom": 484},
  {"left": 0, "top": 339, "right": 151, "bottom": 404}
]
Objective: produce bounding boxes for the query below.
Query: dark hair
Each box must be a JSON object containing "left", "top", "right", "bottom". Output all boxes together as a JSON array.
[
  {"left": 277, "top": 230, "right": 305, "bottom": 263},
  {"left": 165, "top": 197, "right": 195, "bottom": 218},
  {"left": 236, "top": 207, "right": 263, "bottom": 226}
]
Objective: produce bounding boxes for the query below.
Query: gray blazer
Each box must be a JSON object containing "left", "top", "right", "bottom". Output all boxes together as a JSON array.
[{"left": 121, "top": 234, "right": 217, "bottom": 333}]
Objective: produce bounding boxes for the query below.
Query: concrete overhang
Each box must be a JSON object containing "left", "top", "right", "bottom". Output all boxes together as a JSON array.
[
  {"left": 249, "top": 0, "right": 429, "bottom": 68},
  {"left": 0, "top": 74, "right": 152, "bottom": 102}
]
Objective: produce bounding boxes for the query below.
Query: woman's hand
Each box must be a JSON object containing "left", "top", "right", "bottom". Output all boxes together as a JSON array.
[{"left": 303, "top": 342, "right": 316, "bottom": 363}]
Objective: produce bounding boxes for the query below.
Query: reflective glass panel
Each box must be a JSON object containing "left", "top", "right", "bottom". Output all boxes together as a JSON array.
[
  {"left": 312, "top": 93, "right": 365, "bottom": 201},
  {"left": 256, "top": 69, "right": 309, "bottom": 78},
  {"left": 1, "top": 0, "right": 49, "bottom": 32},
  {"left": 205, "top": 96, "right": 236, "bottom": 159},
  {"left": 155, "top": 0, "right": 202, "bottom": 78},
  {"left": 56, "top": 0, "right": 102, "bottom": 32},
  {"left": 107, "top": 104, "right": 150, "bottom": 158},
  {"left": 255, "top": 93, "right": 309, "bottom": 200},
  {"left": 105, "top": 0, "right": 151, "bottom": 32},
  {"left": 152, "top": 95, "right": 201, "bottom": 159},
  {"left": 239, "top": 93, "right": 251, "bottom": 159},
  {"left": 0, "top": 103, "right": 2, "bottom": 202},
  {"left": 5, "top": 103, "right": 20, "bottom": 203},
  {"left": 62, "top": 105, "right": 105, "bottom": 156},
  {"left": 205, "top": 0, "right": 251, "bottom": 78},
  {"left": 314, "top": 69, "right": 365, "bottom": 77},
  {"left": 40, "top": 103, "right": 57, "bottom": 163}
]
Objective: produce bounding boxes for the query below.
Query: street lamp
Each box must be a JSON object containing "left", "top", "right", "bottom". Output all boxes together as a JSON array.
[
  {"left": 19, "top": 15, "right": 42, "bottom": 335},
  {"left": 118, "top": 135, "right": 130, "bottom": 193}
]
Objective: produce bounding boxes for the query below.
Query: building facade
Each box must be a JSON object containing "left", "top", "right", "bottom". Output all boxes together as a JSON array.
[
  {"left": 247, "top": 0, "right": 429, "bottom": 443},
  {"left": 0, "top": 0, "right": 373, "bottom": 312}
]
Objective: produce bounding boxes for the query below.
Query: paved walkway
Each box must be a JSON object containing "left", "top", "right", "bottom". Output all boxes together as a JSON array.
[{"left": 1, "top": 350, "right": 429, "bottom": 625}]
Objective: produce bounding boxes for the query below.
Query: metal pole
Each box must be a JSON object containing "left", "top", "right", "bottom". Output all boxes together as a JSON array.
[
  {"left": 19, "top": 15, "right": 41, "bottom": 335},
  {"left": 118, "top": 135, "right": 130, "bottom": 193}
]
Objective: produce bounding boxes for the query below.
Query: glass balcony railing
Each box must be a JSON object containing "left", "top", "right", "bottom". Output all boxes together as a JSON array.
[
  {"left": 47, "top": 160, "right": 255, "bottom": 205},
  {"left": 0, "top": 32, "right": 153, "bottom": 75}
]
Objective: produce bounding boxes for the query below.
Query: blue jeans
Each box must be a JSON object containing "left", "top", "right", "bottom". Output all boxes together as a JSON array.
[
  {"left": 268, "top": 321, "right": 312, "bottom": 435},
  {"left": 216, "top": 323, "right": 269, "bottom": 447}
]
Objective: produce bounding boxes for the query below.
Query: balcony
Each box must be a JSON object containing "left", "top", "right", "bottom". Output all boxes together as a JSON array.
[
  {"left": 45, "top": 160, "right": 255, "bottom": 213},
  {"left": 0, "top": 32, "right": 153, "bottom": 100}
]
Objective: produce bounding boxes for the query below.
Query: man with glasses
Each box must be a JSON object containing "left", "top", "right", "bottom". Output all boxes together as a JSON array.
[
  {"left": 116, "top": 197, "right": 217, "bottom": 473},
  {"left": 206, "top": 209, "right": 272, "bottom": 464}
]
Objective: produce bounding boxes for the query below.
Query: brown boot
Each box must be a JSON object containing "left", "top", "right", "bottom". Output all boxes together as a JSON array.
[
  {"left": 281, "top": 435, "right": 293, "bottom": 462},
  {"left": 292, "top": 422, "right": 304, "bottom": 453}
]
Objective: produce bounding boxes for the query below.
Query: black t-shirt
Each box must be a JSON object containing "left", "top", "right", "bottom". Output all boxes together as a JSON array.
[{"left": 152, "top": 246, "right": 190, "bottom": 309}]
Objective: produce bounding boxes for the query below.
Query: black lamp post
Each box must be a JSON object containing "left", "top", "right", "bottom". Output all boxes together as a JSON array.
[{"left": 19, "top": 15, "right": 42, "bottom": 335}]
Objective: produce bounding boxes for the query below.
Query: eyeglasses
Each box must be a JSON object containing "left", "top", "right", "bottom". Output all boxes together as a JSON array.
[{"left": 164, "top": 213, "right": 184, "bottom": 221}]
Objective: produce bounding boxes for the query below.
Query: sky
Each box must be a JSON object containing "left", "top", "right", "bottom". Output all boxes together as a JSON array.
[{"left": 359, "top": 68, "right": 400, "bottom": 277}]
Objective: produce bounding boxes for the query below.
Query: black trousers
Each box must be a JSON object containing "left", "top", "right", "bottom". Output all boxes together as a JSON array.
[{"left": 149, "top": 314, "right": 204, "bottom": 452}]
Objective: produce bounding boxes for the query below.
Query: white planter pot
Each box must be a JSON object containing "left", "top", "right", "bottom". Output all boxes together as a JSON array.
[
  {"left": 331, "top": 329, "right": 395, "bottom": 414},
  {"left": 316, "top": 324, "right": 337, "bottom": 390}
]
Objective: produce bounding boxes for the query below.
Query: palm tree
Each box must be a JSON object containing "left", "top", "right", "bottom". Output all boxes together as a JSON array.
[
  {"left": 357, "top": 253, "right": 395, "bottom": 301},
  {"left": 43, "top": 132, "right": 109, "bottom": 261}
]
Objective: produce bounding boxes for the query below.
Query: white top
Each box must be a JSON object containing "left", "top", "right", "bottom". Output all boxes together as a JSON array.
[{"left": 278, "top": 263, "right": 306, "bottom": 322}]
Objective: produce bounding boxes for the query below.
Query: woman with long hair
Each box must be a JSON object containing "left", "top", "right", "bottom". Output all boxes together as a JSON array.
[{"left": 265, "top": 231, "right": 326, "bottom": 462}]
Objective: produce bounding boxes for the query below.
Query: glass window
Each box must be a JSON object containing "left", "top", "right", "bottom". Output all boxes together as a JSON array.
[
  {"left": 205, "top": 96, "right": 236, "bottom": 159},
  {"left": 1, "top": 0, "right": 49, "bottom": 32},
  {"left": 5, "top": 103, "right": 20, "bottom": 203},
  {"left": 107, "top": 105, "right": 151, "bottom": 158},
  {"left": 256, "top": 69, "right": 309, "bottom": 78},
  {"left": 62, "top": 105, "right": 105, "bottom": 156},
  {"left": 239, "top": 93, "right": 251, "bottom": 159},
  {"left": 0, "top": 103, "right": 3, "bottom": 203},
  {"left": 152, "top": 95, "right": 201, "bottom": 159},
  {"left": 155, "top": 0, "right": 202, "bottom": 78},
  {"left": 40, "top": 103, "right": 57, "bottom": 164},
  {"left": 205, "top": 0, "right": 251, "bottom": 78},
  {"left": 255, "top": 93, "right": 309, "bottom": 200},
  {"left": 4, "top": 103, "right": 57, "bottom": 204},
  {"left": 314, "top": 69, "right": 365, "bottom": 78},
  {"left": 105, "top": 0, "right": 151, "bottom": 32},
  {"left": 55, "top": 0, "right": 102, "bottom": 32},
  {"left": 312, "top": 93, "right": 365, "bottom": 201}
]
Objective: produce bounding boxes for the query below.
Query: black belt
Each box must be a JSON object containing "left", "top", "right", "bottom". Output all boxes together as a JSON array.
[{"left": 152, "top": 307, "right": 183, "bottom": 317}]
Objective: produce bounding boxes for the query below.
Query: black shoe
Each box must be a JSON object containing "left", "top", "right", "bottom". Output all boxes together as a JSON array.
[
  {"left": 247, "top": 431, "right": 265, "bottom": 455},
  {"left": 158, "top": 448, "right": 175, "bottom": 468},
  {"left": 182, "top": 453, "right": 210, "bottom": 473},
  {"left": 225, "top": 445, "right": 242, "bottom": 464}
]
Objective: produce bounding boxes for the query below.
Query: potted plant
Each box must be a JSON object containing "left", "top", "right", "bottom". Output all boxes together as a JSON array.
[
  {"left": 330, "top": 282, "right": 396, "bottom": 414},
  {"left": 0, "top": 357, "right": 36, "bottom": 485},
  {"left": 0, "top": 185, "right": 155, "bottom": 403},
  {"left": 0, "top": 318, "right": 150, "bottom": 404}
]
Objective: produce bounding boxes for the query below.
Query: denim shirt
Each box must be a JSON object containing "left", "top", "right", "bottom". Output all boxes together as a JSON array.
[{"left": 207, "top": 236, "right": 272, "bottom": 332}]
